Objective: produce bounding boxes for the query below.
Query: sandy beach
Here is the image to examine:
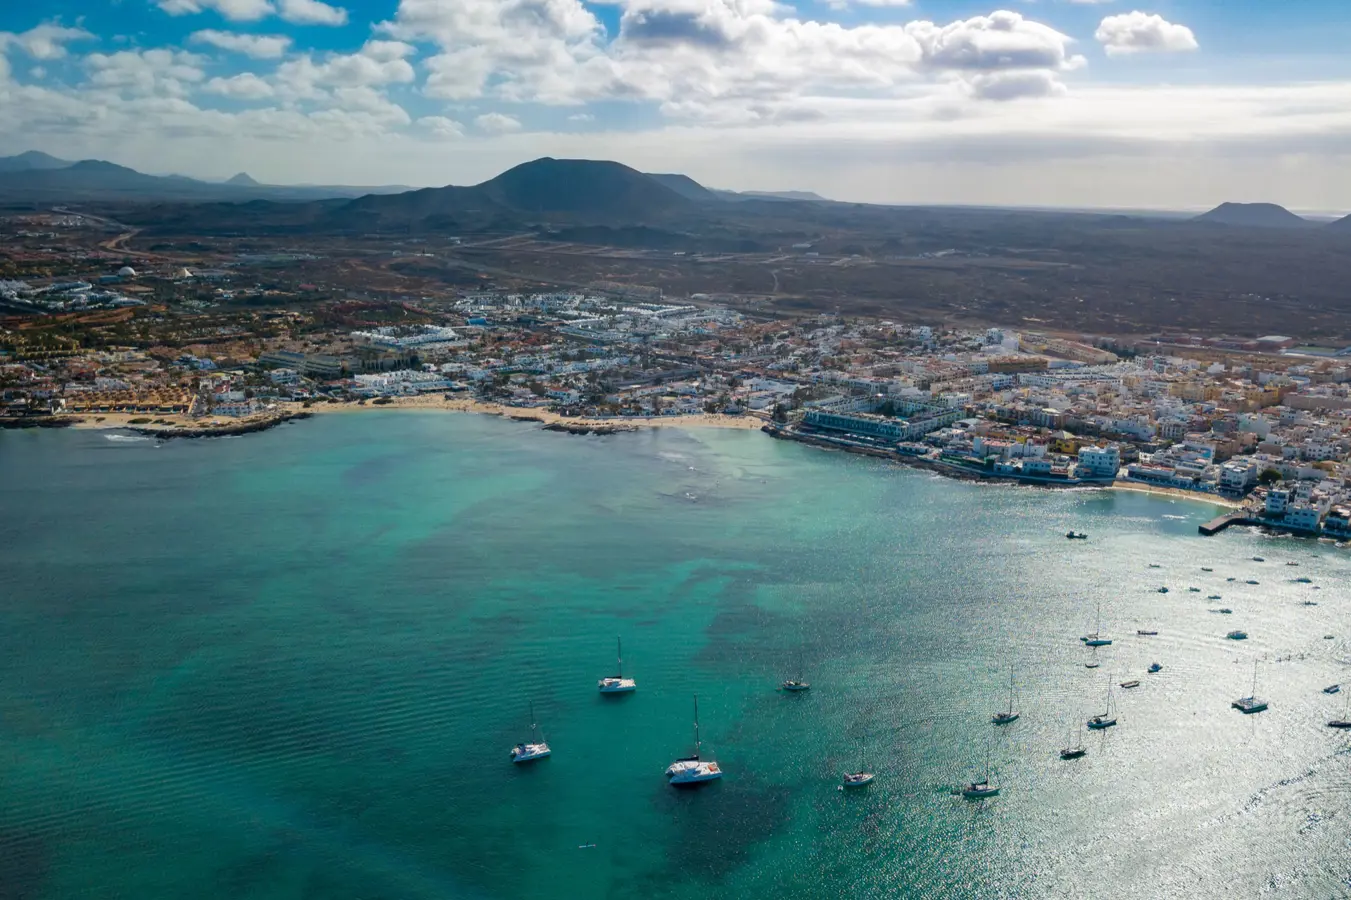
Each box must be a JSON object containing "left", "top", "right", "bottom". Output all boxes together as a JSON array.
[
  {"left": 1109, "top": 482, "right": 1245, "bottom": 510},
  {"left": 292, "top": 395, "right": 767, "bottom": 430}
]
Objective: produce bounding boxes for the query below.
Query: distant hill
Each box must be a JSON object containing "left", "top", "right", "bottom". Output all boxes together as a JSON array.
[
  {"left": 477, "top": 158, "right": 689, "bottom": 217},
  {"left": 646, "top": 173, "right": 719, "bottom": 202},
  {"left": 0, "top": 151, "right": 72, "bottom": 172},
  {"left": 338, "top": 158, "right": 693, "bottom": 230},
  {"left": 743, "top": 190, "right": 829, "bottom": 202},
  {"left": 227, "top": 172, "right": 260, "bottom": 187},
  {"left": 1193, "top": 202, "right": 1312, "bottom": 229}
]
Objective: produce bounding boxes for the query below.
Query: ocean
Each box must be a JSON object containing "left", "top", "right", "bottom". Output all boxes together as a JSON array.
[{"left": 1, "top": 411, "right": 1348, "bottom": 899}]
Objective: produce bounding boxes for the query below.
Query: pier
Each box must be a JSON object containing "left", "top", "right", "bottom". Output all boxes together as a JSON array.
[{"left": 1198, "top": 512, "right": 1256, "bottom": 536}]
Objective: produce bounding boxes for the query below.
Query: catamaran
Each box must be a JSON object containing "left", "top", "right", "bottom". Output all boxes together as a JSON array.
[
  {"left": 1087, "top": 675, "right": 1117, "bottom": 729},
  {"left": 598, "top": 636, "right": 637, "bottom": 693},
  {"left": 1081, "top": 602, "right": 1112, "bottom": 647},
  {"left": 991, "top": 665, "right": 1020, "bottom": 725},
  {"left": 667, "top": 694, "right": 722, "bottom": 784},
  {"left": 843, "top": 738, "right": 875, "bottom": 787},
  {"left": 510, "top": 702, "right": 552, "bottom": 763},
  {"left": 781, "top": 647, "right": 810, "bottom": 692},
  {"left": 1231, "top": 659, "right": 1268, "bottom": 714}
]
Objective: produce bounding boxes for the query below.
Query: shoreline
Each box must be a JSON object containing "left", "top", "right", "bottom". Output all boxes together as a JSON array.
[
  {"left": 290, "top": 396, "right": 767, "bottom": 431},
  {"left": 1107, "top": 482, "right": 1243, "bottom": 510}
]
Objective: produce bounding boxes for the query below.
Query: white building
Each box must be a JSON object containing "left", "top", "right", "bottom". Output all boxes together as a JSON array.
[{"left": 1076, "top": 445, "right": 1121, "bottom": 480}]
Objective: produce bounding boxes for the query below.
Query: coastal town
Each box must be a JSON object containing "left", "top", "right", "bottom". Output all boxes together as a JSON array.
[{"left": 7, "top": 246, "right": 1351, "bottom": 541}]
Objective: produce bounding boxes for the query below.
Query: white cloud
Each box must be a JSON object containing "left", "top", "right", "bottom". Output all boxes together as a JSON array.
[
  {"left": 0, "top": 23, "right": 96, "bottom": 60},
  {"left": 205, "top": 72, "right": 274, "bottom": 99},
  {"left": 417, "top": 115, "right": 464, "bottom": 138},
  {"left": 475, "top": 112, "right": 522, "bottom": 134},
  {"left": 275, "top": 40, "right": 415, "bottom": 101},
  {"left": 1096, "top": 12, "right": 1198, "bottom": 56},
  {"left": 567, "top": 112, "right": 595, "bottom": 122},
  {"left": 278, "top": 0, "right": 349, "bottom": 26},
  {"left": 158, "top": 0, "right": 275, "bottom": 23},
  {"left": 190, "top": 29, "right": 292, "bottom": 59},
  {"left": 967, "top": 69, "right": 1066, "bottom": 101},
  {"left": 85, "top": 49, "right": 206, "bottom": 97}
]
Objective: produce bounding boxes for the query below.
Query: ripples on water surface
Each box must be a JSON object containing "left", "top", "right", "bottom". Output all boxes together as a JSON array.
[{"left": 2, "top": 412, "right": 1350, "bottom": 899}]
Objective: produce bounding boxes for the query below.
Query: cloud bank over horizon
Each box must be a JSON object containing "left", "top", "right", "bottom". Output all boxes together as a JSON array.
[{"left": 0, "top": 1, "right": 1347, "bottom": 210}]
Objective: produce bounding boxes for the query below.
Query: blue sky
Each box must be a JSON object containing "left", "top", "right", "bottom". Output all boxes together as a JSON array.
[{"left": 1, "top": 1, "right": 1350, "bottom": 209}]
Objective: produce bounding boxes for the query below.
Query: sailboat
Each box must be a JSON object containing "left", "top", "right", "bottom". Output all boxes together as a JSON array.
[
  {"left": 666, "top": 694, "right": 722, "bottom": 784},
  {"left": 1231, "top": 659, "right": 1268, "bottom": 714},
  {"left": 1087, "top": 674, "right": 1117, "bottom": 729},
  {"left": 843, "top": 737, "right": 875, "bottom": 787},
  {"left": 1060, "top": 716, "right": 1087, "bottom": 760},
  {"left": 781, "top": 646, "right": 810, "bottom": 692},
  {"left": 1329, "top": 690, "right": 1351, "bottom": 729},
  {"left": 1081, "top": 602, "right": 1112, "bottom": 647},
  {"left": 991, "top": 665, "right": 1020, "bottom": 725},
  {"left": 962, "top": 731, "right": 999, "bottom": 799},
  {"left": 510, "top": 702, "right": 552, "bottom": 763},
  {"left": 597, "top": 636, "right": 637, "bottom": 693}
]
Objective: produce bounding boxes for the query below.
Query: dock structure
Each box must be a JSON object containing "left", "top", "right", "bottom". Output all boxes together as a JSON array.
[{"left": 1199, "top": 513, "right": 1255, "bottom": 536}]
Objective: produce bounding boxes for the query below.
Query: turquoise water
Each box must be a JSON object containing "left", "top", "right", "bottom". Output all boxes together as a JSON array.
[{"left": 2, "top": 412, "right": 1350, "bottom": 899}]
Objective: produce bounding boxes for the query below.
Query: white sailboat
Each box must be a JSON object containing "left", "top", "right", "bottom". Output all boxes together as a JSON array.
[
  {"left": 781, "top": 646, "right": 810, "bottom": 692},
  {"left": 1081, "top": 602, "right": 1112, "bottom": 647},
  {"left": 962, "top": 731, "right": 999, "bottom": 799},
  {"left": 991, "top": 665, "right": 1020, "bottom": 725},
  {"left": 1087, "top": 674, "right": 1117, "bottom": 729},
  {"left": 598, "top": 636, "right": 637, "bottom": 693},
  {"left": 843, "top": 737, "right": 875, "bottom": 787},
  {"left": 1060, "top": 716, "right": 1087, "bottom": 760},
  {"left": 667, "top": 694, "right": 722, "bottom": 784},
  {"left": 510, "top": 702, "right": 552, "bottom": 763},
  {"left": 1231, "top": 659, "right": 1268, "bottom": 714}
]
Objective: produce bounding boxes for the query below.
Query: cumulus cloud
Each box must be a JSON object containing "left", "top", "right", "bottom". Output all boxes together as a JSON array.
[
  {"left": 190, "top": 30, "right": 292, "bottom": 58},
  {"left": 0, "top": 23, "right": 96, "bottom": 60},
  {"left": 1096, "top": 12, "right": 1198, "bottom": 56},
  {"left": 278, "top": 0, "right": 349, "bottom": 26},
  {"left": 275, "top": 40, "right": 415, "bottom": 101},
  {"left": 86, "top": 49, "right": 206, "bottom": 97},
  {"left": 417, "top": 115, "right": 464, "bottom": 138},
  {"left": 158, "top": 0, "right": 275, "bottom": 22},
  {"left": 205, "top": 72, "right": 274, "bottom": 99},
  {"left": 567, "top": 112, "right": 595, "bottom": 122},
  {"left": 967, "top": 69, "right": 1066, "bottom": 101},
  {"left": 475, "top": 112, "right": 523, "bottom": 134}
]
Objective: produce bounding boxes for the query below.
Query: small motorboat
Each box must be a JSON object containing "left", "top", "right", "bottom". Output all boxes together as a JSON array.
[
  {"left": 1120, "top": 680, "right": 1141, "bottom": 689},
  {"left": 1295, "top": 577, "right": 1313, "bottom": 584},
  {"left": 1246, "top": 580, "right": 1260, "bottom": 585},
  {"left": 1187, "top": 587, "right": 1200, "bottom": 592},
  {"left": 1323, "top": 684, "right": 1340, "bottom": 694},
  {"left": 1085, "top": 661, "right": 1101, "bottom": 669},
  {"left": 1252, "top": 556, "right": 1265, "bottom": 562},
  {"left": 1286, "top": 561, "right": 1299, "bottom": 566},
  {"left": 1227, "top": 577, "right": 1237, "bottom": 582},
  {"left": 1059, "top": 746, "right": 1087, "bottom": 760},
  {"left": 1208, "top": 594, "right": 1222, "bottom": 600},
  {"left": 781, "top": 680, "right": 811, "bottom": 692},
  {"left": 1148, "top": 563, "right": 1161, "bottom": 568},
  {"left": 1302, "top": 600, "right": 1319, "bottom": 607},
  {"left": 1157, "top": 587, "right": 1170, "bottom": 594},
  {"left": 1137, "top": 630, "right": 1159, "bottom": 636},
  {"left": 1329, "top": 719, "right": 1351, "bottom": 729},
  {"left": 1148, "top": 663, "right": 1163, "bottom": 673},
  {"left": 1217, "top": 608, "right": 1233, "bottom": 614},
  {"left": 1201, "top": 567, "right": 1214, "bottom": 572},
  {"left": 1066, "top": 531, "right": 1088, "bottom": 540},
  {"left": 1227, "top": 630, "right": 1249, "bottom": 640}
]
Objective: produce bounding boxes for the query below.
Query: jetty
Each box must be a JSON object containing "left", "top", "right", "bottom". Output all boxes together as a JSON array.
[{"left": 1199, "top": 512, "right": 1257, "bottom": 536}]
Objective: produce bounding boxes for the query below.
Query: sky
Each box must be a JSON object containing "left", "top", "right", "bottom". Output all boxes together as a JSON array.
[{"left": 1, "top": 0, "right": 1350, "bottom": 209}]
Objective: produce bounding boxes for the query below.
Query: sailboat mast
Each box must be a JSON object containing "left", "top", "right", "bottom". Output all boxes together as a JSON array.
[
  {"left": 529, "top": 701, "right": 537, "bottom": 742},
  {"left": 1252, "top": 659, "right": 1259, "bottom": 698},
  {"left": 617, "top": 636, "right": 623, "bottom": 678},
  {"left": 1008, "top": 665, "right": 1015, "bottom": 715},
  {"left": 693, "top": 694, "right": 701, "bottom": 756}
]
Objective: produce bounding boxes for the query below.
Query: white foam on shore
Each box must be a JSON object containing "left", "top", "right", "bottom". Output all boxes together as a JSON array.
[{"left": 104, "top": 434, "right": 151, "bottom": 443}]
